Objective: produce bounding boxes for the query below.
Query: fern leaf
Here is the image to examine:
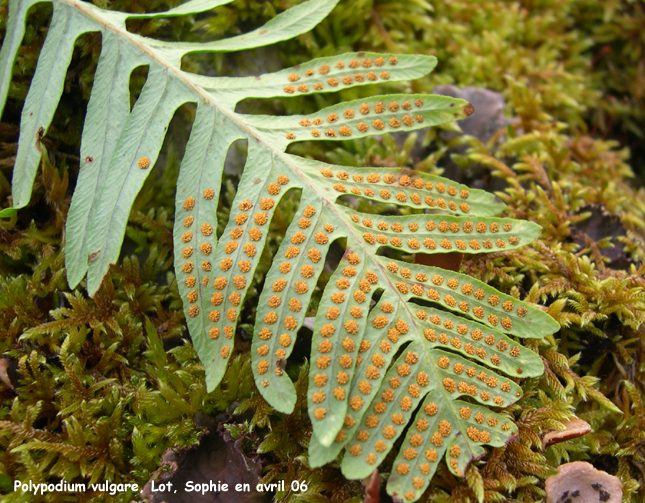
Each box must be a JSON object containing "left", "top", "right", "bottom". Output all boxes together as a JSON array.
[
  {"left": 128, "top": 0, "right": 236, "bottom": 19},
  {"left": 0, "top": 1, "right": 561, "bottom": 500},
  {"left": 3, "top": 1, "right": 90, "bottom": 213},
  {"left": 137, "top": 0, "right": 339, "bottom": 59},
  {"left": 197, "top": 53, "right": 437, "bottom": 106},
  {"left": 65, "top": 29, "right": 150, "bottom": 288},
  {"left": 0, "top": 0, "right": 41, "bottom": 119}
]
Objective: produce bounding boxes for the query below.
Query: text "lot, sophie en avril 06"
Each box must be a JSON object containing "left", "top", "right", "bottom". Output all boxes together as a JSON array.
[{"left": 152, "top": 479, "right": 309, "bottom": 494}]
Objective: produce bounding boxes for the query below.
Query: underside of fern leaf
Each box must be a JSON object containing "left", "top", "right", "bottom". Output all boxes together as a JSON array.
[{"left": 0, "top": 0, "right": 559, "bottom": 500}]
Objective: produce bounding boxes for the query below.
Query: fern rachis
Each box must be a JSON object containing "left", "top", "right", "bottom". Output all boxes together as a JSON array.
[{"left": 0, "top": 0, "right": 559, "bottom": 500}]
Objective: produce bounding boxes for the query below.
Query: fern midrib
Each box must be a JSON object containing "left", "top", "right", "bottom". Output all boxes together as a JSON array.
[
  {"left": 66, "top": 0, "right": 252, "bottom": 144},
  {"left": 66, "top": 0, "right": 350, "bottom": 258},
  {"left": 67, "top": 0, "right": 467, "bottom": 389},
  {"left": 67, "top": 0, "right": 430, "bottom": 312}
]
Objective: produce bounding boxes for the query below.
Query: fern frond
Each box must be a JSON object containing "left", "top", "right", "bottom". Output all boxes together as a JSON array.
[{"left": 0, "top": 1, "right": 561, "bottom": 499}]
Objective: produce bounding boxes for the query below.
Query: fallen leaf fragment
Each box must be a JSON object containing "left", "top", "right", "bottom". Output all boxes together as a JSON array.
[
  {"left": 543, "top": 416, "right": 591, "bottom": 448},
  {"left": 363, "top": 470, "right": 380, "bottom": 503},
  {"left": 545, "top": 461, "right": 622, "bottom": 503}
]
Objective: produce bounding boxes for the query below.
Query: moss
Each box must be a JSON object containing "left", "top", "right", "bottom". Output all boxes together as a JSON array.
[{"left": 1, "top": 0, "right": 645, "bottom": 502}]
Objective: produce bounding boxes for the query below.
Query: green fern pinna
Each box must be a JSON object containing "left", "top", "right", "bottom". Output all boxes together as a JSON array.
[{"left": 0, "top": 0, "right": 558, "bottom": 500}]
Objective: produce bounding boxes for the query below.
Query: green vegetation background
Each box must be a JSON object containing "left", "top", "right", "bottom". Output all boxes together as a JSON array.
[{"left": 1, "top": 0, "right": 644, "bottom": 502}]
